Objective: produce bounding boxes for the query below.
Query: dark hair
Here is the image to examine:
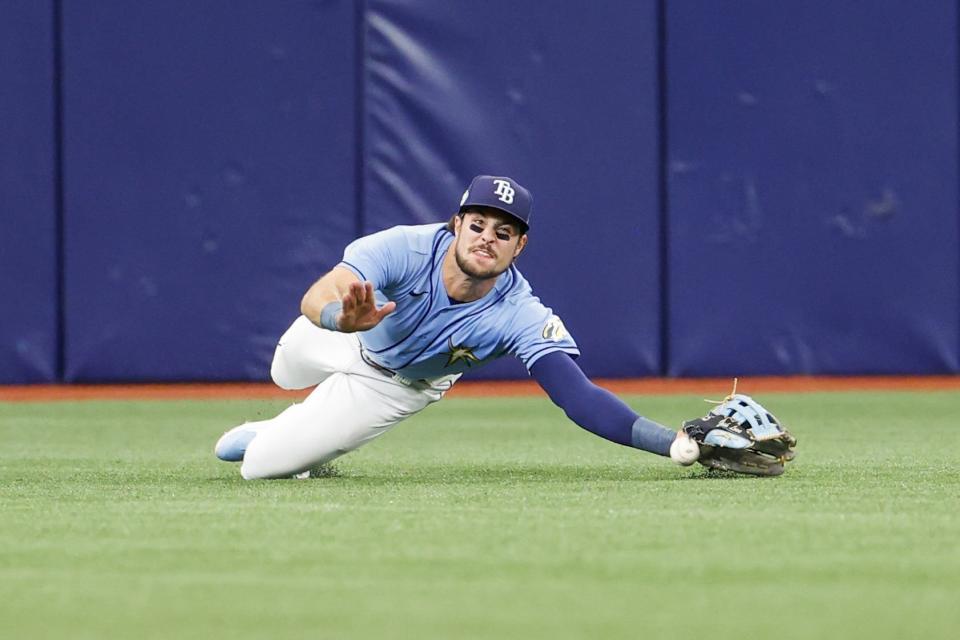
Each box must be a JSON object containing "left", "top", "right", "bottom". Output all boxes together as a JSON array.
[{"left": 445, "top": 212, "right": 460, "bottom": 233}]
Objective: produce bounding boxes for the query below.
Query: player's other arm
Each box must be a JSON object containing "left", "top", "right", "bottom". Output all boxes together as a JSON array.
[
  {"left": 301, "top": 266, "right": 396, "bottom": 333},
  {"left": 530, "top": 352, "right": 677, "bottom": 456}
]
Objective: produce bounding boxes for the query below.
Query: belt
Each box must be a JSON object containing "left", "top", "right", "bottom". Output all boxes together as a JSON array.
[{"left": 359, "top": 347, "right": 427, "bottom": 389}]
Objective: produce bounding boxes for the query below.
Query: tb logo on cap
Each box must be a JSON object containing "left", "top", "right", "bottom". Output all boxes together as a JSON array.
[{"left": 493, "top": 179, "right": 515, "bottom": 204}]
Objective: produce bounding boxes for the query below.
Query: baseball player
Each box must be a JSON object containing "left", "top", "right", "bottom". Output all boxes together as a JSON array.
[{"left": 215, "top": 175, "right": 794, "bottom": 479}]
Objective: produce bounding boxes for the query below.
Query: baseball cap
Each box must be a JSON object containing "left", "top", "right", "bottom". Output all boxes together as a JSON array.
[{"left": 458, "top": 175, "right": 532, "bottom": 232}]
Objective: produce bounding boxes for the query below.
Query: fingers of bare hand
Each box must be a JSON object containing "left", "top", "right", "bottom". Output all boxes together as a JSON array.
[
  {"left": 349, "top": 282, "right": 365, "bottom": 305},
  {"left": 377, "top": 301, "right": 397, "bottom": 319},
  {"left": 341, "top": 293, "right": 354, "bottom": 314},
  {"left": 354, "top": 283, "right": 370, "bottom": 309}
]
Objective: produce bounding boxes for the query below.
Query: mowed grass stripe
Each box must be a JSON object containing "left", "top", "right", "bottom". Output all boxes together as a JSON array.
[{"left": 1, "top": 391, "right": 958, "bottom": 640}]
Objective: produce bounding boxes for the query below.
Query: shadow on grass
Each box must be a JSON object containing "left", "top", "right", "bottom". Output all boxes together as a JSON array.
[
  {"left": 206, "top": 462, "right": 712, "bottom": 485},
  {"left": 145, "top": 461, "right": 780, "bottom": 487},
  {"left": 204, "top": 458, "right": 792, "bottom": 485},
  {"left": 341, "top": 464, "right": 779, "bottom": 485},
  {"left": 682, "top": 468, "right": 764, "bottom": 481}
]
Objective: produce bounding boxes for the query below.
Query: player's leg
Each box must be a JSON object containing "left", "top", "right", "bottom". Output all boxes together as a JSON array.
[
  {"left": 238, "top": 371, "right": 437, "bottom": 479},
  {"left": 214, "top": 317, "right": 357, "bottom": 461},
  {"left": 270, "top": 315, "right": 355, "bottom": 390}
]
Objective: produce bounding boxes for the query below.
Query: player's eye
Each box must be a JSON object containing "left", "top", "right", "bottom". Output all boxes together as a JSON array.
[
  {"left": 495, "top": 230, "right": 511, "bottom": 241},
  {"left": 469, "top": 222, "right": 484, "bottom": 234}
]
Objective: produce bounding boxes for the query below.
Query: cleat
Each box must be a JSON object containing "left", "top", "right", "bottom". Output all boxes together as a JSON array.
[{"left": 214, "top": 428, "right": 257, "bottom": 462}]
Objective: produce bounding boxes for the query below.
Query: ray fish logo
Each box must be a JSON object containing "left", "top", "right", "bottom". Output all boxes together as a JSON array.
[{"left": 444, "top": 336, "right": 480, "bottom": 368}]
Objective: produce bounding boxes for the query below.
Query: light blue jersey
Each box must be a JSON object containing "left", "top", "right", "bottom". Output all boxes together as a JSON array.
[{"left": 339, "top": 223, "right": 579, "bottom": 380}]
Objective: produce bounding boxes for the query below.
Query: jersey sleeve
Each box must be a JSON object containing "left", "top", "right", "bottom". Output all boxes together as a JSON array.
[
  {"left": 507, "top": 301, "right": 580, "bottom": 371},
  {"left": 338, "top": 226, "right": 411, "bottom": 290}
]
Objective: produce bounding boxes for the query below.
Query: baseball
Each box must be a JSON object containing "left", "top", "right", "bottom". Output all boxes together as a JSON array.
[{"left": 670, "top": 433, "right": 700, "bottom": 466}]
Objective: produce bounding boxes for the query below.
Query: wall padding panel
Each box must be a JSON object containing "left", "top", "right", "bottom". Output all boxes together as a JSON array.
[
  {"left": 62, "top": 1, "right": 358, "bottom": 381},
  {"left": 364, "top": 0, "right": 662, "bottom": 378},
  {"left": 0, "top": 1, "right": 58, "bottom": 383},
  {"left": 666, "top": 0, "right": 958, "bottom": 375}
]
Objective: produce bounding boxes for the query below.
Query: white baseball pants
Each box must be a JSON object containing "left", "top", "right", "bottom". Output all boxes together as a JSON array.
[{"left": 226, "top": 316, "right": 458, "bottom": 479}]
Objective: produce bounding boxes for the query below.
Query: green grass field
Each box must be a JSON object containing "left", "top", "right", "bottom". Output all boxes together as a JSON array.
[{"left": 1, "top": 390, "right": 958, "bottom": 639}]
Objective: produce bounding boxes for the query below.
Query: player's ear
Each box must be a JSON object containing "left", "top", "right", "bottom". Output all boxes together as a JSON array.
[
  {"left": 513, "top": 233, "right": 528, "bottom": 258},
  {"left": 451, "top": 213, "right": 464, "bottom": 236}
]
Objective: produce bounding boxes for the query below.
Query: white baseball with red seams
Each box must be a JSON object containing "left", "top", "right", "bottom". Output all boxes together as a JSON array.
[{"left": 670, "top": 431, "right": 700, "bottom": 466}]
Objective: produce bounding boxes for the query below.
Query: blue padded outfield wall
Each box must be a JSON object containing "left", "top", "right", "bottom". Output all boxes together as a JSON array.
[
  {"left": 1, "top": 0, "right": 958, "bottom": 383},
  {"left": 0, "top": 2, "right": 58, "bottom": 383},
  {"left": 61, "top": 1, "right": 358, "bottom": 381},
  {"left": 363, "top": 0, "right": 661, "bottom": 379},
  {"left": 666, "top": 0, "right": 959, "bottom": 375}
]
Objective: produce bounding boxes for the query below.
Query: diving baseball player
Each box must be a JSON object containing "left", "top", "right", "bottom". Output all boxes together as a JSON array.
[{"left": 215, "top": 175, "right": 796, "bottom": 479}]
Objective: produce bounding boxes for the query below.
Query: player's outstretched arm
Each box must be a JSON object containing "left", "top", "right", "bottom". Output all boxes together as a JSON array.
[
  {"left": 301, "top": 266, "right": 396, "bottom": 333},
  {"left": 530, "top": 352, "right": 677, "bottom": 456}
]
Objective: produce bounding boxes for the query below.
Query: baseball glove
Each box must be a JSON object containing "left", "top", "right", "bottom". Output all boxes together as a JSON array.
[{"left": 682, "top": 389, "right": 797, "bottom": 477}]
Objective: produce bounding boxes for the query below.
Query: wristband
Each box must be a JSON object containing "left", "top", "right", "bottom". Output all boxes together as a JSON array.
[
  {"left": 319, "top": 301, "right": 343, "bottom": 331},
  {"left": 630, "top": 416, "right": 675, "bottom": 457}
]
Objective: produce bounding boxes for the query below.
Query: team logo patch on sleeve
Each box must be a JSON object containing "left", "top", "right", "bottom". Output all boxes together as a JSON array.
[{"left": 541, "top": 316, "right": 568, "bottom": 342}]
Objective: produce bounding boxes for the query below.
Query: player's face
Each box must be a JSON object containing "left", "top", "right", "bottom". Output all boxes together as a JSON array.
[{"left": 453, "top": 210, "right": 527, "bottom": 280}]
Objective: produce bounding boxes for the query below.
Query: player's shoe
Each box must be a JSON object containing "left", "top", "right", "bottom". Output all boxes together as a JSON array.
[{"left": 214, "top": 427, "right": 257, "bottom": 462}]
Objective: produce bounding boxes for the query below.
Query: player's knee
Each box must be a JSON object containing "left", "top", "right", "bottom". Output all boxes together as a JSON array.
[
  {"left": 239, "top": 462, "right": 265, "bottom": 480},
  {"left": 239, "top": 444, "right": 271, "bottom": 480},
  {"left": 270, "top": 344, "right": 304, "bottom": 390},
  {"left": 239, "top": 453, "right": 304, "bottom": 480}
]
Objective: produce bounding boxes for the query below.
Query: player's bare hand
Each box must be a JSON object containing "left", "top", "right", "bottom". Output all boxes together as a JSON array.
[{"left": 338, "top": 281, "right": 396, "bottom": 332}]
